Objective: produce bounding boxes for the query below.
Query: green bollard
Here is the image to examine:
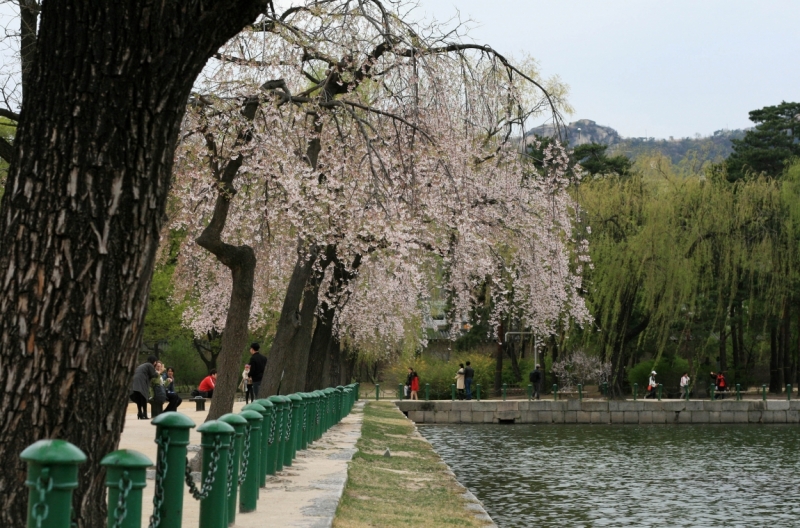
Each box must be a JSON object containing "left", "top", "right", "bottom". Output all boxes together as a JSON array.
[
  {"left": 502, "top": 383, "right": 507, "bottom": 401},
  {"left": 425, "top": 384, "right": 430, "bottom": 401},
  {"left": 242, "top": 403, "right": 267, "bottom": 487},
  {"left": 267, "top": 396, "right": 286, "bottom": 473},
  {"left": 150, "top": 412, "right": 196, "bottom": 527},
  {"left": 736, "top": 383, "right": 741, "bottom": 401},
  {"left": 21, "top": 439, "right": 86, "bottom": 528},
  {"left": 298, "top": 393, "right": 311, "bottom": 450},
  {"left": 238, "top": 409, "right": 262, "bottom": 513},
  {"left": 288, "top": 394, "right": 303, "bottom": 463},
  {"left": 657, "top": 385, "right": 662, "bottom": 401},
  {"left": 710, "top": 384, "right": 715, "bottom": 401},
  {"left": 101, "top": 450, "right": 152, "bottom": 528},
  {"left": 451, "top": 384, "right": 456, "bottom": 401},
  {"left": 218, "top": 413, "right": 247, "bottom": 527},
  {"left": 196, "top": 420, "right": 235, "bottom": 528},
  {"left": 375, "top": 384, "right": 380, "bottom": 401},
  {"left": 253, "top": 399, "right": 275, "bottom": 481},
  {"left": 578, "top": 384, "right": 583, "bottom": 402},
  {"left": 633, "top": 383, "right": 638, "bottom": 401},
  {"left": 476, "top": 384, "right": 481, "bottom": 401},
  {"left": 527, "top": 384, "right": 533, "bottom": 401},
  {"left": 311, "top": 391, "right": 323, "bottom": 443},
  {"left": 553, "top": 384, "right": 558, "bottom": 401},
  {"left": 762, "top": 384, "right": 767, "bottom": 401},
  {"left": 336, "top": 386, "right": 345, "bottom": 422},
  {"left": 282, "top": 396, "right": 297, "bottom": 468}
]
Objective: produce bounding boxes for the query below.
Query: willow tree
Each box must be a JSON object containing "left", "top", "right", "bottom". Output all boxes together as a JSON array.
[{"left": 577, "top": 152, "right": 800, "bottom": 394}]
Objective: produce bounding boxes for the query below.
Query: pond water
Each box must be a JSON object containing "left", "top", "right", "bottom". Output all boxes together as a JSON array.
[{"left": 419, "top": 424, "right": 800, "bottom": 527}]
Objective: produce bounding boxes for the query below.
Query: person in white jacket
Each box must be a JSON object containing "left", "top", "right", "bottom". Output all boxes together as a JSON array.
[
  {"left": 680, "top": 373, "right": 690, "bottom": 400},
  {"left": 646, "top": 371, "right": 658, "bottom": 399}
]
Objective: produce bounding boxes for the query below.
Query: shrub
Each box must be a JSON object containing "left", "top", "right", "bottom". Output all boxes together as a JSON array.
[{"left": 628, "top": 355, "right": 689, "bottom": 393}]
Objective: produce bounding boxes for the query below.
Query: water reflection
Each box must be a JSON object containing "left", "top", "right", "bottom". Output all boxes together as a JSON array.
[{"left": 419, "top": 424, "right": 800, "bottom": 527}]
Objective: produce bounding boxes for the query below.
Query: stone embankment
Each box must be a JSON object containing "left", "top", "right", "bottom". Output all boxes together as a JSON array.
[{"left": 396, "top": 399, "right": 800, "bottom": 425}]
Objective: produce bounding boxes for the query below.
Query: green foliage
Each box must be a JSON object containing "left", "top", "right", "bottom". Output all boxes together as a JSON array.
[
  {"left": 628, "top": 355, "right": 689, "bottom": 392},
  {"left": 155, "top": 337, "right": 208, "bottom": 390},
  {"left": 726, "top": 101, "right": 800, "bottom": 181},
  {"left": 386, "top": 354, "right": 546, "bottom": 398},
  {"left": 573, "top": 143, "right": 632, "bottom": 177}
]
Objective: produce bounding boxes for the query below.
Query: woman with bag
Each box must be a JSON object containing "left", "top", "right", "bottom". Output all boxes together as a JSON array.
[
  {"left": 410, "top": 370, "right": 420, "bottom": 400},
  {"left": 455, "top": 364, "right": 466, "bottom": 400}
]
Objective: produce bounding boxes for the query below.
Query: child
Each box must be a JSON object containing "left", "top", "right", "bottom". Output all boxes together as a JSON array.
[{"left": 241, "top": 364, "right": 254, "bottom": 403}]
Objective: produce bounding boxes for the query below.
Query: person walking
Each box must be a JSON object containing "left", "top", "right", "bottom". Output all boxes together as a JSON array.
[
  {"left": 464, "top": 361, "right": 475, "bottom": 400},
  {"left": 130, "top": 355, "right": 159, "bottom": 419},
  {"left": 162, "top": 366, "right": 182, "bottom": 412},
  {"left": 680, "top": 372, "right": 690, "bottom": 400},
  {"left": 410, "top": 370, "right": 420, "bottom": 400},
  {"left": 405, "top": 366, "right": 414, "bottom": 399},
  {"left": 529, "top": 364, "right": 543, "bottom": 400},
  {"left": 455, "top": 363, "right": 466, "bottom": 400},
  {"left": 248, "top": 342, "right": 267, "bottom": 398},
  {"left": 646, "top": 371, "right": 658, "bottom": 399}
]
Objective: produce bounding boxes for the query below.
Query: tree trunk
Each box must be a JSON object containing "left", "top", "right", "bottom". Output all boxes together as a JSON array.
[
  {"left": 306, "top": 302, "right": 336, "bottom": 390},
  {"left": 280, "top": 265, "right": 324, "bottom": 394},
  {"left": 782, "top": 302, "right": 792, "bottom": 388},
  {"left": 505, "top": 338, "right": 523, "bottom": 383},
  {"left": 719, "top": 319, "right": 728, "bottom": 375},
  {"left": 770, "top": 324, "right": 781, "bottom": 393},
  {"left": 306, "top": 253, "right": 361, "bottom": 390},
  {"left": 260, "top": 244, "right": 319, "bottom": 396},
  {"left": 730, "top": 304, "right": 740, "bottom": 384},
  {"left": 494, "top": 322, "right": 504, "bottom": 392},
  {"left": 0, "top": 2, "right": 268, "bottom": 525}
]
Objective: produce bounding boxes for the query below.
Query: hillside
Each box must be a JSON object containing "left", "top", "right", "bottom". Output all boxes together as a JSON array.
[{"left": 527, "top": 119, "right": 747, "bottom": 165}]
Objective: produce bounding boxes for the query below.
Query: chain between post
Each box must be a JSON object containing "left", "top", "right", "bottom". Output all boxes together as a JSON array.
[
  {"left": 239, "top": 424, "right": 251, "bottom": 485},
  {"left": 31, "top": 468, "right": 53, "bottom": 528},
  {"left": 112, "top": 471, "right": 133, "bottom": 528},
  {"left": 148, "top": 434, "right": 170, "bottom": 528},
  {"left": 185, "top": 436, "right": 221, "bottom": 500}
]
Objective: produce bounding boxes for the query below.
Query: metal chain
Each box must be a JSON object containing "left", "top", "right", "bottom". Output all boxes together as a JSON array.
[
  {"left": 31, "top": 467, "right": 53, "bottom": 528},
  {"left": 316, "top": 401, "right": 320, "bottom": 425},
  {"left": 267, "top": 412, "right": 276, "bottom": 445},
  {"left": 302, "top": 404, "right": 307, "bottom": 431},
  {"left": 238, "top": 424, "right": 251, "bottom": 486},
  {"left": 112, "top": 471, "right": 133, "bottom": 528},
  {"left": 148, "top": 434, "right": 170, "bottom": 528},
  {"left": 226, "top": 443, "right": 235, "bottom": 498},
  {"left": 284, "top": 408, "right": 292, "bottom": 441},
  {"left": 185, "top": 436, "right": 221, "bottom": 500}
]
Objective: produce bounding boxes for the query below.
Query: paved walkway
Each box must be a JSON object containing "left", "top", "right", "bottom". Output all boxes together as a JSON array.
[{"left": 118, "top": 399, "right": 364, "bottom": 527}]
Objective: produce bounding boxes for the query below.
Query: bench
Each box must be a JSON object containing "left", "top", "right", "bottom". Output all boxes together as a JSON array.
[{"left": 193, "top": 397, "right": 209, "bottom": 411}]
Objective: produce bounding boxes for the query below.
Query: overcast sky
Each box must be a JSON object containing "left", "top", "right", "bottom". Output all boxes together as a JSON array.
[{"left": 414, "top": 0, "right": 800, "bottom": 139}]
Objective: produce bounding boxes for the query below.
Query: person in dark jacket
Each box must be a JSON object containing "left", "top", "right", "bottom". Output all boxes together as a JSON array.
[
  {"left": 248, "top": 343, "right": 268, "bottom": 398},
  {"left": 464, "top": 361, "right": 475, "bottom": 400},
  {"left": 131, "top": 355, "right": 158, "bottom": 419},
  {"left": 529, "top": 364, "right": 542, "bottom": 400},
  {"left": 162, "top": 367, "right": 182, "bottom": 412}
]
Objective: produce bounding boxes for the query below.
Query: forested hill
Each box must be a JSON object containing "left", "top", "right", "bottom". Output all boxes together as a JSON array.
[{"left": 527, "top": 119, "right": 747, "bottom": 164}]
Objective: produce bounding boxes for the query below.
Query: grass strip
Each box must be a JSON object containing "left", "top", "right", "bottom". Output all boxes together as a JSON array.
[{"left": 334, "top": 401, "right": 489, "bottom": 527}]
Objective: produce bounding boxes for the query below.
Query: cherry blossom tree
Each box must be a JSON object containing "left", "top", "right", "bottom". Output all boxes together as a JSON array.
[{"left": 170, "top": 0, "right": 586, "bottom": 417}]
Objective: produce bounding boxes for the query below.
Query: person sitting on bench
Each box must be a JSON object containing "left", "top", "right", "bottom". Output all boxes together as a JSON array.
[
  {"left": 162, "top": 366, "right": 183, "bottom": 412},
  {"left": 197, "top": 369, "right": 217, "bottom": 398}
]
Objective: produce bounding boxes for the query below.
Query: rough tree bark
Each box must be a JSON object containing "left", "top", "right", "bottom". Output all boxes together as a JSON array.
[
  {"left": 0, "top": 1, "right": 269, "bottom": 525},
  {"left": 260, "top": 243, "right": 319, "bottom": 396},
  {"left": 195, "top": 99, "right": 260, "bottom": 421},
  {"left": 306, "top": 252, "right": 361, "bottom": 390}
]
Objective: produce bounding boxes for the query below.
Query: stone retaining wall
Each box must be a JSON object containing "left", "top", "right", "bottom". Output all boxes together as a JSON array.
[{"left": 395, "top": 399, "right": 800, "bottom": 425}]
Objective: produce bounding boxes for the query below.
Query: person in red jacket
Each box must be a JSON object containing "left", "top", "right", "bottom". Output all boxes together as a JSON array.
[
  {"left": 198, "top": 369, "right": 217, "bottom": 398},
  {"left": 410, "top": 370, "right": 420, "bottom": 400}
]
